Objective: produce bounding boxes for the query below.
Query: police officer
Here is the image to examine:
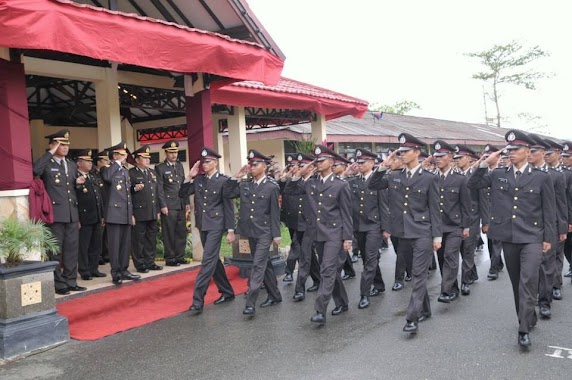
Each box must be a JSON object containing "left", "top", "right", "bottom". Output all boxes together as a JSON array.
[
  {"left": 369, "top": 133, "right": 442, "bottom": 334},
  {"left": 101, "top": 142, "right": 140, "bottom": 285},
  {"left": 468, "top": 130, "right": 555, "bottom": 347},
  {"left": 155, "top": 141, "right": 190, "bottom": 266},
  {"left": 94, "top": 149, "right": 110, "bottom": 265},
  {"left": 33, "top": 129, "right": 86, "bottom": 294},
  {"left": 223, "top": 150, "right": 282, "bottom": 315},
  {"left": 559, "top": 142, "right": 572, "bottom": 279},
  {"left": 182, "top": 147, "right": 236, "bottom": 313},
  {"left": 75, "top": 149, "right": 106, "bottom": 281},
  {"left": 129, "top": 145, "right": 162, "bottom": 274},
  {"left": 280, "top": 154, "right": 300, "bottom": 283},
  {"left": 431, "top": 141, "right": 471, "bottom": 303}
]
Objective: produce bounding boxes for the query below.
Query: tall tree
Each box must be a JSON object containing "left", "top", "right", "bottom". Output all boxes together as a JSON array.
[
  {"left": 466, "top": 40, "right": 551, "bottom": 127},
  {"left": 369, "top": 100, "right": 421, "bottom": 115}
]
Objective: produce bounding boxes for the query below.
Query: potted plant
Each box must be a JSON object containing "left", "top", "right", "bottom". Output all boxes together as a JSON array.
[{"left": 0, "top": 217, "right": 70, "bottom": 362}]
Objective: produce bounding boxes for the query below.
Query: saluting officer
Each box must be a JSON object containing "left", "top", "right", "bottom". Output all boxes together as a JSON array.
[
  {"left": 94, "top": 150, "right": 110, "bottom": 265},
  {"left": 223, "top": 150, "right": 282, "bottom": 316},
  {"left": 280, "top": 154, "right": 301, "bottom": 283},
  {"left": 431, "top": 141, "right": 471, "bottom": 303},
  {"left": 467, "top": 130, "right": 555, "bottom": 347},
  {"left": 155, "top": 140, "right": 190, "bottom": 266},
  {"left": 369, "top": 133, "right": 442, "bottom": 334},
  {"left": 129, "top": 145, "right": 162, "bottom": 274},
  {"left": 182, "top": 147, "right": 236, "bottom": 313},
  {"left": 33, "top": 129, "right": 86, "bottom": 295},
  {"left": 561, "top": 142, "right": 572, "bottom": 279},
  {"left": 75, "top": 149, "right": 106, "bottom": 281},
  {"left": 284, "top": 145, "right": 351, "bottom": 324},
  {"left": 101, "top": 142, "right": 140, "bottom": 285}
]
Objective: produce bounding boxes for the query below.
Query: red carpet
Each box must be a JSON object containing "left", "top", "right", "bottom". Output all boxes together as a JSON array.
[{"left": 56, "top": 266, "right": 248, "bottom": 341}]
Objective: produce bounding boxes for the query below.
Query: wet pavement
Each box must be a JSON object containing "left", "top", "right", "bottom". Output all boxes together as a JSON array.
[{"left": 2, "top": 243, "right": 572, "bottom": 379}]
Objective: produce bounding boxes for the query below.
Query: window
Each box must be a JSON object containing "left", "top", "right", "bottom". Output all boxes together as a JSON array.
[
  {"left": 177, "top": 150, "right": 187, "bottom": 162},
  {"left": 337, "top": 142, "right": 373, "bottom": 158},
  {"left": 150, "top": 152, "right": 160, "bottom": 165}
]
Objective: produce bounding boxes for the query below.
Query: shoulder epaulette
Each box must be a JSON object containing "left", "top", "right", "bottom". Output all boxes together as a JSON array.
[
  {"left": 423, "top": 168, "right": 437, "bottom": 175},
  {"left": 534, "top": 166, "right": 549, "bottom": 173}
]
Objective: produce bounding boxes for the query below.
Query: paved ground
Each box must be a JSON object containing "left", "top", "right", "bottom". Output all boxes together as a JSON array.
[{"left": 2, "top": 243, "right": 572, "bottom": 379}]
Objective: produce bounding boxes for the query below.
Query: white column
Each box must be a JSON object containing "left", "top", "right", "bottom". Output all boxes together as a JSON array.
[
  {"left": 311, "top": 114, "right": 327, "bottom": 144},
  {"left": 212, "top": 116, "right": 227, "bottom": 174},
  {"left": 95, "top": 68, "right": 122, "bottom": 149},
  {"left": 227, "top": 106, "right": 247, "bottom": 175}
]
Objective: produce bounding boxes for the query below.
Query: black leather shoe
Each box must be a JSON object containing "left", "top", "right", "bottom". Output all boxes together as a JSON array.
[
  {"left": 351, "top": 255, "right": 358, "bottom": 263},
  {"left": 188, "top": 304, "right": 203, "bottom": 313},
  {"left": 418, "top": 313, "right": 431, "bottom": 322},
  {"left": 487, "top": 272, "right": 498, "bottom": 280},
  {"left": 283, "top": 273, "right": 293, "bottom": 282},
  {"left": 307, "top": 284, "right": 319, "bottom": 292},
  {"left": 293, "top": 292, "right": 305, "bottom": 302},
  {"left": 358, "top": 296, "right": 370, "bottom": 309},
  {"left": 214, "top": 294, "right": 235, "bottom": 305},
  {"left": 55, "top": 288, "right": 70, "bottom": 295},
  {"left": 242, "top": 306, "right": 255, "bottom": 315},
  {"left": 165, "top": 261, "right": 180, "bottom": 267},
  {"left": 369, "top": 288, "right": 384, "bottom": 296},
  {"left": 466, "top": 278, "right": 475, "bottom": 285},
  {"left": 341, "top": 274, "right": 355, "bottom": 280},
  {"left": 80, "top": 275, "right": 93, "bottom": 281},
  {"left": 148, "top": 264, "right": 163, "bottom": 271},
  {"left": 392, "top": 283, "right": 404, "bottom": 291},
  {"left": 178, "top": 259, "right": 190, "bottom": 265},
  {"left": 518, "top": 333, "right": 531, "bottom": 347},
  {"left": 564, "top": 270, "right": 572, "bottom": 278},
  {"left": 539, "top": 306, "right": 551, "bottom": 319},
  {"left": 112, "top": 276, "right": 123, "bottom": 285},
  {"left": 449, "top": 292, "right": 459, "bottom": 301},
  {"left": 403, "top": 320, "right": 418, "bottom": 333},
  {"left": 552, "top": 288, "right": 562, "bottom": 300},
  {"left": 91, "top": 271, "right": 107, "bottom": 278},
  {"left": 331, "top": 304, "right": 349, "bottom": 316},
  {"left": 68, "top": 285, "right": 87, "bottom": 291},
  {"left": 136, "top": 268, "right": 149, "bottom": 274},
  {"left": 260, "top": 298, "right": 281, "bottom": 308},
  {"left": 121, "top": 272, "right": 141, "bottom": 280},
  {"left": 461, "top": 283, "right": 471, "bottom": 296},
  {"left": 438, "top": 293, "right": 451, "bottom": 303},
  {"left": 404, "top": 275, "right": 412, "bottom": 282},
  {"left": 310, "top": 312, "right": 326, "bottom": 324}
]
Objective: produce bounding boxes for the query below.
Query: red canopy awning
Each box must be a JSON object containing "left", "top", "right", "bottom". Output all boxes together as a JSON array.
[
  {"left": 211, "top": 77, "right": 369, "bottom": 120},
  {"left": 0, "top": 0, "right": 283, "bottom": 85}
]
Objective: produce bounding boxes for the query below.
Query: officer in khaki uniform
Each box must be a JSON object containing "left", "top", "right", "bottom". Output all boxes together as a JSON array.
[
  {"left": 155, "top": 140, "right": 190, "bottom": 266},
  {"left": 129, "top": 145, "right": 162, "bottom": 273},
  {"left": 468, "top": 130, "right": 555, "bottom": 347}
]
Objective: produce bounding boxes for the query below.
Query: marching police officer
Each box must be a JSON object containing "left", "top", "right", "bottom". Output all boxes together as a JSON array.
[
  {"left": 468, "top": 130, "right": 555, "bottom": 347},
  {"left": 156, "top": 141, "right": 190, "bottom": 266},
  {"left": 280, "top": 154, "right": 301, "bottom": 283},
  {"left": 562, "top": 142, "right": 572, "bottom": 279},
  {"left": 182, "top": 147, "right": 236, "bottom": 313},
  {"left": 129, "top": 145, "right": 162, "bottom": 274},
  {"left": 75, "top": 149, "right": 106, "bottom": 281},
  {"left": 33, "top": 129, "right": 86, "bottom": 294},
  {"left": 223, "top": 150, "right": 282, "bottom": 316},
  {"left": 369, "top": 133, "right": 442, "bottom": 334}
]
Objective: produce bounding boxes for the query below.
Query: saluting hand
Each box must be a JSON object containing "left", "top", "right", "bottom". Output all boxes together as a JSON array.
[
  {"left": 381, "top": 150, "right": 397, "bottom": 169},
  {"left": 48, "top": 141, "right": 61, "bottom": 155},
  {"left": 234, "top": 164, "right": 249, "bottom": 178},
  {"left": 483, "top": 149, "right": 503, "bottom": 167},
  {"left": 188, "top": 160, "right": 200, "bottom": 179}
]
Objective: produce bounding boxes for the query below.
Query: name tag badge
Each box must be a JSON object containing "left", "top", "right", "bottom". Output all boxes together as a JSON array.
[
  {"left": 165, "top": 171, "right": 171, "bottom": 174},
  {"left": 50, "top": 168, "right": 60, "bottom": 172},
  {"left": 392, "top": 178, "right": 401, "bottom": 183},
  {"left": 498, "top": 178, "right": 508, "bottom": 183}
]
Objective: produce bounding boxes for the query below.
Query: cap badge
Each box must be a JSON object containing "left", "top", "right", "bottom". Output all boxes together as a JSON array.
[
  {"left": 314, "top": 147, "right": 321, "bottom": 155},
  {"left": 564, "top": 144, "right": 569, "bottom": 151},
  {"left": 507, "top": 132, "right": 516, "bottom": 142},
  {"left": 88, "top": 150, "right": 92, "bottom": 156},
  {"left": 434, "top": 143, "right": 441, "bottom": 150},
  {"left": 201, "top": 149, "right": 207, "bottom": 157},
  {"left": 356, "top": 150, "right": 362, "bottom": 157},
  {"left": 171, "top": 142, "right": 176, "bottom": 148},
  {"left": 455, "top": 146, "right": 460, "bottom": 153},
  {"left": 249, "top": 151, "right": 255, "bottom": 159},
  {"left": 64, "top": 132, "right": 70, "bottom": 139},
  {"left": 399, "top": 135, "right": 406, "bottom": 144},
  {"left": 145, "top": 147, "right": 150, "bottom": 153},
  {"left": 297, "top": 154, "right": 303, "bottom": 161},
  {"left": 484, "top": 145, "right": 490, "bottom": 152}
]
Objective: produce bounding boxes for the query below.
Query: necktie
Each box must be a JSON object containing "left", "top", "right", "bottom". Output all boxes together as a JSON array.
[
  {"left": 407, "top": 171, "right": 412, "bottom": 179},
  {"left": 515, "top": 170, "right": 521, "bottom": 184},
  {"left": 441, "top": 174, "right": 445, "bottom": 181}
]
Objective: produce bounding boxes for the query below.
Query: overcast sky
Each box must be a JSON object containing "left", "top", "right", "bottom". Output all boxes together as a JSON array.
[{"left": 247, "top": 0, "right": 572, "bottom": 139}]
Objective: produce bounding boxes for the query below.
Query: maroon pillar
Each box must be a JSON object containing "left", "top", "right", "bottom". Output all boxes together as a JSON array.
[
  {"left": 0, "top": 59, "right": 33, "bottom": 190},
  {"left": 186, "top": 89, "right": 213, "bottom": 162}
]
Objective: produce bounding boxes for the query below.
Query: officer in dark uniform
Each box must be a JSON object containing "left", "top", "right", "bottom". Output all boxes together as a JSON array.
[
  {"left": 223, "top": 150, "right": 282, "bottom": 315},
  {"left": 101, "top": 142, "right": 140, "bottom": 285},
  {"left": 369, "top": 133, "right": 442, "bottom": 334},
  {"left": 182, "top": 147, "right": 236, "bottom": 313},
  {"left": 347, "top": 148, "right": 386, "bottom": 309},
  {"left": 75, "top": 149, "right": 106, "bottom": 281},
  {"left": 94, "top": 149, "right": 110, "bottom": 265},
  {"left": 155, "top": 140, "right": 190, "bottom": 266},
  {"left": 284, "top": 145, "right": 352, "bottom": 324},
  {"left": 280, "top": 153, "right": 300, "bottom": 283},
  {"left": 468, "top": 130, "right": 555, "bottom": 347},
  {"left": 129, "top": 145, "right": 162, "bottom": 274},
  {"left": 33, "top": 129, "right": 86, "bottom": 294},
  {"left": 561, "top": 142, "right": 572, "bottom": 279},
  {"left": 431, "top": 141, "right": 471, "bottom": 303}
]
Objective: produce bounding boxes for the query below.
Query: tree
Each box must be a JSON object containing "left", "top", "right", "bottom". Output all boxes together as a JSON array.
[
  {"left": 369, "top": 100, "right": 421, "bottom": 115},
  {"left": 466, "top": 40, "right": 551, "bottom": 128}
]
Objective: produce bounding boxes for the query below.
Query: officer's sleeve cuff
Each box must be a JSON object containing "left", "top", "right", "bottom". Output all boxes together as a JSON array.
[
  {"left": 227, "top": 229, "right": 234, "bottom": 233},
  {"left": 433, "top": 237, "right": 442, "bottom": 243},
  {"left": 478, "top": 162, "right": 488, "bottom": 168},
  {"left": 291, "top": 176, "right": 301, "bottom": 181}
]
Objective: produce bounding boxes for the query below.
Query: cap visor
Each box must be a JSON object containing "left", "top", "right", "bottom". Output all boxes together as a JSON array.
[
  {"left": 433, "top": 152, "right": 448, "bottom": 157},
  {"left": 396, "top": 146, "right": 413, "bottom": 152}
]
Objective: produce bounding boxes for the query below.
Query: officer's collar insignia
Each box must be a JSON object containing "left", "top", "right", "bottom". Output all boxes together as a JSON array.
[
  {"left": 399, "top": 136, "right": 406, "bottom": 144},
  {"left": 507, "top": 132, "right": 516, "bottom": 142},
  {"left": 434, "top": 143, "right": 441, "bottom": 150},
  {"left": 314, "top": 147, "right": 321, "bottom": 155},
  {"left": 201, "top": 149, "right": 207, "bottom": 157}
]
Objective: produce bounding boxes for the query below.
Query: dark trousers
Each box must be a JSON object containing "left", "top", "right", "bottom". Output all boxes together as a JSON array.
[
  {"left": 314, "top": 240, "right": 348, "bottom": 314},
  {"left": 538, "top": 243, "right": 556, "bottom": 309},
  {"left": 393, "top": 236, "right": 412, "bottom": 284},
  {"left": 553, "top": 239, "right": 565, "bottom": 288},
  {"left": 487, "top": 237, "right": 504, "bottom": 274},
  {"left": 342, "top": 251, "right": 355, "bottom": 277},
  {"left": 295, "top": 232, "right": 321, "bottom": 294},
  {"left": 107, "top": 223, "right": 131, "bottom": 278},
  {"left": 161, "top": 209, "right": 187, "bottom": 263},
  {"left": 402, "top": 237, "right": 432, "bottom": 322},
  {"left": 49, "top": 222, "right": 79, "bottom": 290},
  {"left": 460, "top": 222, "right": 479, "bottom": 283},
  {"left": 355, "top": 229, "right": 384, "bottom": 296},
  {"left": 245, "top": 236, "right": 281, "bottom": 308},
  {"left": 437, "top": 229, "right": 462, "bottom": 295},
  {"left": 565, "top": 232, "right": 572, "bottom": 268},
  {"left": 192, "top": 230, "right": 234, "bottom": 307},
  {"left": 78, "top": 222, "right": 102, "bottom": 277},
  {"left": 131, "top": 219, "right": 158, "bottom": 270},
  {"left": 101, "top": 225, "right": 109, "bottom": 261},
  {"left": 286, "top": 228, "right": 320, "bottom": 283},
  {"left": 503, "top": 242, "right": 542, "bottom": 334}
]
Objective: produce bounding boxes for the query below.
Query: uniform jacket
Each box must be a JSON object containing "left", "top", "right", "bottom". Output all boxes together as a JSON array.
[
  {"left": 129, "top": 167, "right": 159, "bottom": 222},
  {"left": 179, "top": 171, "right": 234, "bottom": 231},
  {"left": 347, "top": 174, "right": 384, "bottom": 232},
  {"left": 540, "top": 163, "right": 568, "bottom": 236},
  {"left": 223, "top": 176, "right": 281, "bottom": 239},
  {"left": 32, "top": 152, "right": 79, "bottom": 223},
  {"left": 279, "top": 179, "right": 310, "bottom": 232},
  {"left": 463, "top": 168, "right": 488, "bottom": 226},
  {"left": 561, "top": 166, "right": 572, "bottom": 224},
  {"left": 75, "top": 170, "right": 103, "bottom": 225},
  {"left": 284, "top": 174, "right": 353, "bottom": 242},
  {"left": 438, "top": 170, "right": 472, "bottom": 233},
  {"left": 155, "top": 160, "right": 189, "bottom": 210},
  {"left": 369, "top": 167, "right": 442, "bottom": 239},
  {"left": 467, "top": 165, "right": 556, "bottom": 244},
  {"left": 101, "top": 162, "right": 133, "bottom": 225}
]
